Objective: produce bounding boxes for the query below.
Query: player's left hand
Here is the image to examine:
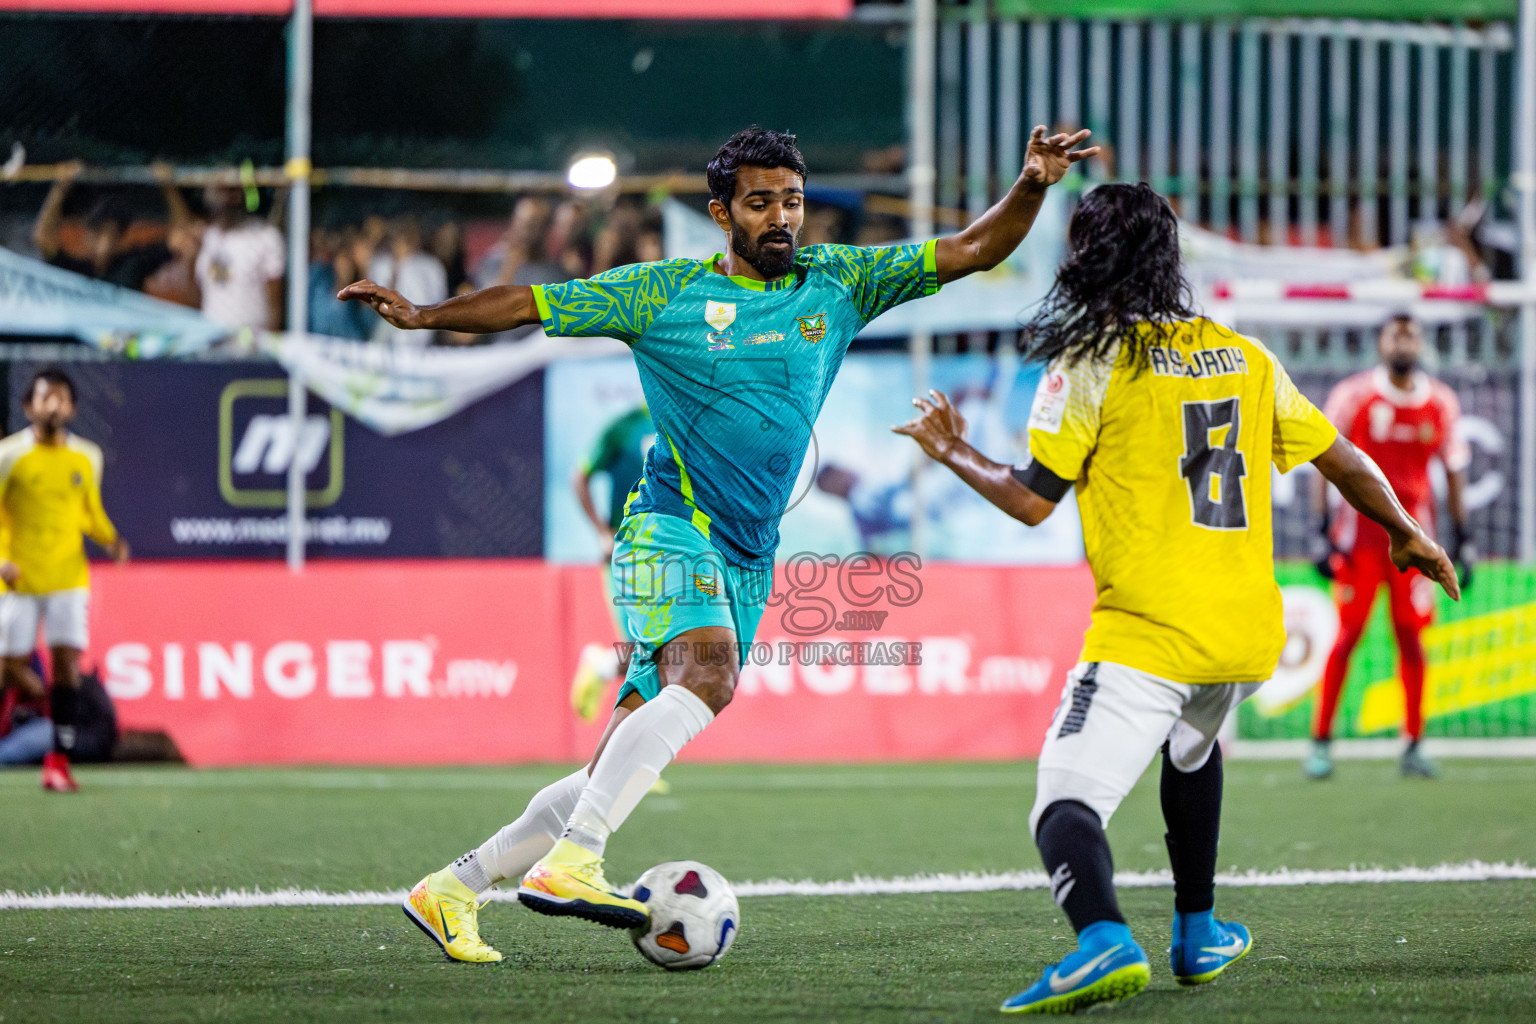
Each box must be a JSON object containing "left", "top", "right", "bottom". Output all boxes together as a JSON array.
[
  {"left": 337, "top": 280, "right": 427, "bottom": 330},
  {"left": 1022, "top": 126, "right": 1101, "bottom": 191},
  {"left": 892, "top": 389, "right": 969, "bottom": 461},
  {"left": 109, "top": 537, "right": 131, "bottom": 565},
  {"left": 1391, "top": 532, "right": 1460, "bottom": 602},
  {"left": 0, "top": 560, "right": 17, "bottom": 587}
]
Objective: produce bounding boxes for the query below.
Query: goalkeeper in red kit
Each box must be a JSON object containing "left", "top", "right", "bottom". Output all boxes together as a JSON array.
[{"left": 1308, "top": 314, "right": 1473, "bottom": 780}]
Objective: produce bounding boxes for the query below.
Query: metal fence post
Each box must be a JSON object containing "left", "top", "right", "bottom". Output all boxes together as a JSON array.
[
  {"left": 285, "top": 0, "right": 312, "bottom": 574},
  {"left": 1517, "top": 0, "right": 1536, "bottom": 562},
  {"left": 909, "top": 0, "right": 937, "bottom": 560}
]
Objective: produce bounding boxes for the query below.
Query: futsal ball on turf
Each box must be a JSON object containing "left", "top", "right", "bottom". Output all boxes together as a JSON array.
[{"left": 629, "top": 860, "right": 739, "bottom": 970}]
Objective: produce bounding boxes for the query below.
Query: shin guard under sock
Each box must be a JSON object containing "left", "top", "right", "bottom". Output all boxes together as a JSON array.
[
  {"left": 1035, "top": 799, "right": 1126, "bottom": 932},
  {"left": 1160, "top": 741, "right": 1223, "bottom": 915}
]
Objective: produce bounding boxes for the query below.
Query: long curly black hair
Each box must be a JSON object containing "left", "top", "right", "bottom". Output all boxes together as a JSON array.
[{"left": 1022, "top": 182, "right": 1199, "bottom": 370}]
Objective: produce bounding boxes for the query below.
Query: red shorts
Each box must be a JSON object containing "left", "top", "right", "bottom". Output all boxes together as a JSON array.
[{"left": 1333, "top": 543, "right": 1436, "bottom": 632}]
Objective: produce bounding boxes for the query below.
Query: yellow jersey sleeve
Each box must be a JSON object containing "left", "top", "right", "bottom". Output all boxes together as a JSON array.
[
  {"left": 0, "top": 433, "right": 24, "bottom": 593},
  {"left": 1024, "top": 350, "right": 1117, "bottom": 485},
  {"left": 69, "top": 436, "right": 118, "bottom": 548},
  {"left": 1262, "top": 344, "right": 1338, "bottom": 472}
]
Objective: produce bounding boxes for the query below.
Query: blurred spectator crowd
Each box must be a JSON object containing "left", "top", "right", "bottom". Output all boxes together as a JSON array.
[
  {"left": 24, "top": 165, "right": 697, "bottom": 346},
  {"left": 16, "top": 162, "right": 889, "bottom": 347}
]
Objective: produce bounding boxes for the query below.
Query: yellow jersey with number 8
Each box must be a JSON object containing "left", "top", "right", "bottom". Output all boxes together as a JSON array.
[{"left": 1024, "top": 319, "right": 1337, "bottom": 684}]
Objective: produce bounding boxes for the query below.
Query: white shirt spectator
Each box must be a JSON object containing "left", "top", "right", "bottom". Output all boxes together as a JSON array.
[
  {"left": 196, "top": 219, "right": 285, "bottom": 329},
  {"left": 368, "top": 250, "right": 448, "bottom": 347}
]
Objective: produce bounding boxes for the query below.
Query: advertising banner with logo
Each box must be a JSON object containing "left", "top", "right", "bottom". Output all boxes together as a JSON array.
[
  {"left": 94, "top": 559, "right": 1095, "bottom": 765},
  {"left": 1245, "top": 564, "right": 1536, "bottom": 741},
  {"left": 545, "top": 352, "right": 1087, "bottom": 566},
  {"left": 7, "top": 360, "right": 544, "bottom": 559},
  {"left": 95, "top": 561, "right": 569, "bottom": 764}
]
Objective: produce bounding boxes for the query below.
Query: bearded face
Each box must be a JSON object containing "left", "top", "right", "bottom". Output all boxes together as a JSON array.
[{"left": 730, "top": 219, "right": 797, "bottom": 279}]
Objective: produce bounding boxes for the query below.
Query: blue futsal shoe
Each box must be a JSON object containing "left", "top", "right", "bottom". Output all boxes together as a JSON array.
[
  {"left": 1170, "top": 910, "right": 1252, "bottom": 986},
  {"left": 1000, "top": 921, "right": 1150, "bottom": 1014}
]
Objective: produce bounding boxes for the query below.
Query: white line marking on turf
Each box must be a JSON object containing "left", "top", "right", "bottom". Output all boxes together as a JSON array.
[{"left": 3, "top": 862, "right": 1532, "bottom": 911}]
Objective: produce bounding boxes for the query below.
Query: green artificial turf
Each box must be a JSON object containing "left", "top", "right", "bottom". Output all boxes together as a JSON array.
[{"left": 2, "top": 759, "right": 1534, "bottom": 1022}]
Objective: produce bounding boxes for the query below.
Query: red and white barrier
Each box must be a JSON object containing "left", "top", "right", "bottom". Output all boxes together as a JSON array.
[{"left": 1210, "top": 279, "right": 1536, "bottom": 305}]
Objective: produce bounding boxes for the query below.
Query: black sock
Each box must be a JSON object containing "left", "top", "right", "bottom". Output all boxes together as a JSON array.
[
  {"left": 1160, "top": 741, "right": 1223, "bottom": 915},
  {"left": 50, "top": 684, "right": 78, "bottom": 755},
  {"left": 1035, "top": 799, "right": 1125, "bottom": 932}
]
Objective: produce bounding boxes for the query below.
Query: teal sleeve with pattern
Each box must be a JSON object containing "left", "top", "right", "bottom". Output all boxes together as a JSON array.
[
  {"left": 531, "top": 258, "right": 706, "bottom": 343},
  {"left": 801, "top": 240, "right": 940, "bottom": 323}
]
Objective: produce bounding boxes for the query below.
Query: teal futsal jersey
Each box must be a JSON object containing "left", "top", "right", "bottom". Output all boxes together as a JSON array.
[{"left": 533, "top": 242, "right": 940, "bottom": 569}]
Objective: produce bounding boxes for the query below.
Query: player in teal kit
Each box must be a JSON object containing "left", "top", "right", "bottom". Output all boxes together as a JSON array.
[{"left": 342, "top": 125, "right": 1098, "bottom": 962}]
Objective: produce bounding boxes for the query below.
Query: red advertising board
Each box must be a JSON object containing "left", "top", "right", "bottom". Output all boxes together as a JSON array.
[
  {"left": 0, "top": 1, "right": 852, "bottom": 15},
  {"left": 90, "top": 559, "right": 1095, "bottom": 766}
]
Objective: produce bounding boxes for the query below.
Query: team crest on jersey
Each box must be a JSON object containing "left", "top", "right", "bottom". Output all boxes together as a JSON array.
[
  {"left": 71, "top": 471, "right": 83, "bottom": 487},
  {"left": 1028, "top": 370, "right": 1070, "bottom": 433},
  {"left": 704, "top": 301, "right": 737, "bottom": 333},
  {"left": 693, "top": 574, "right": 721, "bottom": 597},
  {"left": 796, "top": 313, "right": 827, "bottom": 344}
]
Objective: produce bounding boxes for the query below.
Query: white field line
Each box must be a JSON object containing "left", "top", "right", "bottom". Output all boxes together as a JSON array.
[{"left": 3, "top": 862, "right": 1533, "bottom": 911}]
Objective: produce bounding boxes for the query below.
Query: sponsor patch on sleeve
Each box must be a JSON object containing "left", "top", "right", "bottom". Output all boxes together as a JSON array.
[{"left": 1028, "top": 370, "right": 1071, "bottom": 434}]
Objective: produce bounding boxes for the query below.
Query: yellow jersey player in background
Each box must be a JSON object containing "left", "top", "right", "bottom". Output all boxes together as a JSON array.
[
  {"left": 894, "top": 182, "right": 1459, "bottom": 1015},
  {"left": 0, "top": 369, "right": 129, "bottom": 793}
]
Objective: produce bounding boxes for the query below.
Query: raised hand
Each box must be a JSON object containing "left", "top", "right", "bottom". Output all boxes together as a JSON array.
[
  {"left": 892, "top": 389, "right": 969, "bottom": 461},
  {"left": 337, "top": 280, "right": 426, "bottom": 330},
  {"left": 1022, "top": 126, "right": 1100, "bottom": 191}
]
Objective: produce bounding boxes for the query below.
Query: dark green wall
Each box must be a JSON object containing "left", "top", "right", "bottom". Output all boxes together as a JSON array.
[{"left": 0, "top": 16, "right": 907, "bottom": 173}]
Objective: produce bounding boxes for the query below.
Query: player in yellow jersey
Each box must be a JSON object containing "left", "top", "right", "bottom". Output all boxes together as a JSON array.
[
  {"left": 0, "top": 370, "right": 129, "bottom": 793},
  {"left": 895, "top": 183, "right": 1459, "bottom": 1015}
]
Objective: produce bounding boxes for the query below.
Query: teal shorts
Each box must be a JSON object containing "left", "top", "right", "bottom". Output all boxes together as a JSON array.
[{"left": 610, "top": 512, "right": 773, "bottom": 705}]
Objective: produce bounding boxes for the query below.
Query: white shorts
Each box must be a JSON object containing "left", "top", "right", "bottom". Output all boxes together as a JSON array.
[
  {"left": 1029, "top": 661, "right": 1264, "bottom": 836},
  {"left": 0, "top": 589, "right": 90, "bottom": 656}
]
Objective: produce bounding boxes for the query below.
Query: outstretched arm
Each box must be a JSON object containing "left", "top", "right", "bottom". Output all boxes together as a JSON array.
[
  {"left": 892, "top": 389, "right": 1058, "bottom": 526},
  {"left": 932, "top": 127, "right": 1100, "bottom": 286},
  {"left": 1312, "top": 437, "right": 1460, "bottom": 600},
  {"left": 338, "top": 280, "right": 541, "bottom": 335}
]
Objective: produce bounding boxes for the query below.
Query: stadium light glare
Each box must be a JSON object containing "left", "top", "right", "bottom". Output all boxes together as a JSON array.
[{"left": 567, "top": 154, "right": 617, "bottom": 190}]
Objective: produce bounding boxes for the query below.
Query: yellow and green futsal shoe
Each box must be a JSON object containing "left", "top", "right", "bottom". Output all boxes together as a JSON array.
[
  {"left": 517, "top": 838, "right": 650, "bottom": 929},
  {"left": 402, "top": 868, "right": 503, "bottom": 963},
  {"left": 569, "top": 643, "right": 610, "bottom": 724}
]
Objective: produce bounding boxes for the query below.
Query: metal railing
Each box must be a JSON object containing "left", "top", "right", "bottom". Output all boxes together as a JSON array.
[{"left": 929, "top": 11, "right": 1520, "bottom": 368}]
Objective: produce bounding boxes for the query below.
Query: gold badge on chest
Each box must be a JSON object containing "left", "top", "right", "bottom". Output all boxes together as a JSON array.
[{"left": 704, "top": 301, "right": 737, "bottom": 333}]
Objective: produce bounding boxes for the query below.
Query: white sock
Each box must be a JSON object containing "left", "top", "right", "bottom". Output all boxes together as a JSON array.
[
  {"left": 457, "top": 768, "right": 589, "bottom": 892},
  {"left": 562, "top": 685, "right": 715, "bottom": 855}
]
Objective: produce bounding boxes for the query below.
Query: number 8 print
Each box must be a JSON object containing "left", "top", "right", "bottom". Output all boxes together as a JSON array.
[{"left": 1179, "top": 398, "right": 1249, "bottom": 530}]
